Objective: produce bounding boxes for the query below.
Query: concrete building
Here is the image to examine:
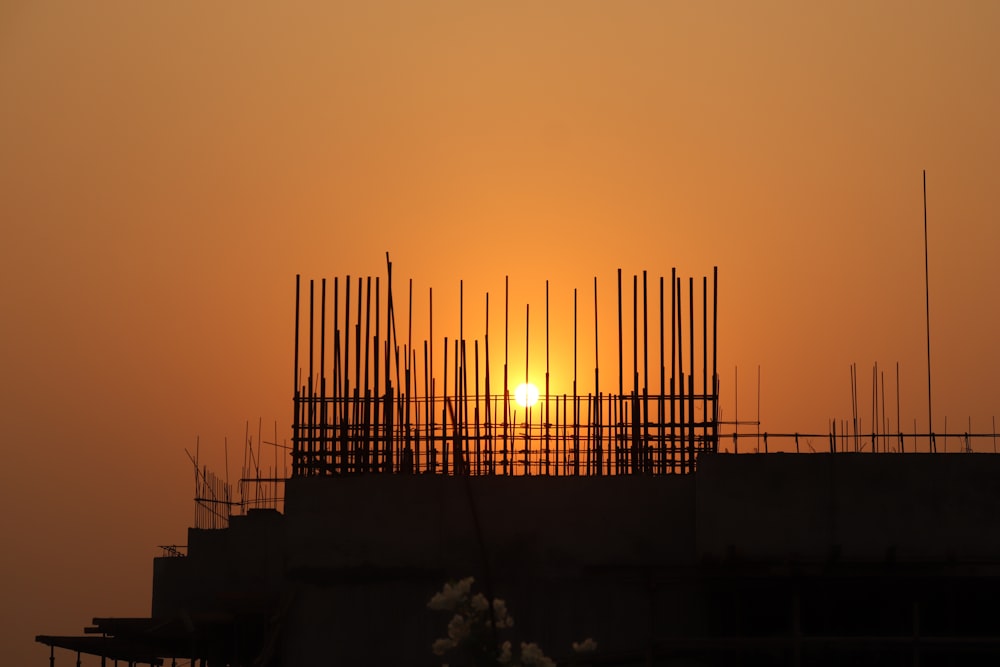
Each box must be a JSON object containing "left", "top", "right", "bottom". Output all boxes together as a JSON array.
[
  {"left": 37, "top": 270, "right": 1000, "bottom": 664},
  {"left": 38, "top": 452, "right": 1000, "bottom": 666}
]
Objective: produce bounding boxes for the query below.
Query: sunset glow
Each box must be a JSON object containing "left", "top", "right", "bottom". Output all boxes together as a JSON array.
[
  {"left": 4, "top": 2, "right": 1000, "bottom": 665},
  {"left": 514, "top": 383, "right": 540, "bottom": 409}
]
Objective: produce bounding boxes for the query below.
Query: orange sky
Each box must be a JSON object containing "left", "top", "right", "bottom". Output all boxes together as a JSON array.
[{"left": 2, "top": 2, "right": 999, "bottom": 664}]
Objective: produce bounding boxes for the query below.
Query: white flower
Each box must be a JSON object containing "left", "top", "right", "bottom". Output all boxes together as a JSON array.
[
  {"left": 455, "top": 576, "right": 474, "bottom": 596},
  {"left": 432, "top": 638, "right": 455, "bottom": 656},
  {"left": 427, "top": 592, "right": 453, "bottom": 611},
  {"left": 428, "top": 577, "right": 476, "bottom": 611},
  {"left": 497, "top": 640, "right": 512, "bottom": 664},
  {"left": 470, "top": 593, "right": 489, "bottom": 613},
  {"left": 572, "top": 637, "right": 598, "bottom": 653},
  {"left": 491, "top": 598, "right": 513, "bottom": 628},
  {"left": 519, "top": 642, "right": 555, "bottom": 667},
  {"left": 447, "top": 613, "right": 471, "bottom": 643}
]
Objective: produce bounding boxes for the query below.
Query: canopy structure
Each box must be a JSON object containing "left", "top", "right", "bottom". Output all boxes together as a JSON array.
[
  {"left": 36, "top": 611, "right": 266, "bottom": 667},
  {"left": 38, "top": 621, "right": 165, "bottom": 666}
]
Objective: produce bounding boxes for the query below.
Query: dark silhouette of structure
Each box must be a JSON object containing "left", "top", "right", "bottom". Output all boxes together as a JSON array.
[{"left": 37, "top": 263, "right": 1000, "bottom": 666}]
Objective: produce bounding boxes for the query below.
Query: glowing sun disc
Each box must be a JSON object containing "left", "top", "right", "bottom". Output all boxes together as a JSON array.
[{"left": 514, "top": 382, "right": 539, "bottom": 408}]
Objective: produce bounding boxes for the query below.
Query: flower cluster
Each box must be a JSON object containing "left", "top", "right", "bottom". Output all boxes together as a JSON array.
[
  {"left": 428, "top": 576, "right": 475, "bottom": 612},
  {"left": 428, "top": 577, "right": 596, "bottom": 667}
]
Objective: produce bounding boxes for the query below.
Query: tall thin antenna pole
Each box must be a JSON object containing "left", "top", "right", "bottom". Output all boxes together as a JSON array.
[
  {"left": 756, "top": 365, "right": 761, "bottom": 452},
  {"left": 734, "top": 365, "right": 738, "bottom": 454},
  {"left": 923, "top": 169, "right": 934, "bottom": 452},
  {"left": 896, "top": 362, "right": 902, "bottom": 453}
]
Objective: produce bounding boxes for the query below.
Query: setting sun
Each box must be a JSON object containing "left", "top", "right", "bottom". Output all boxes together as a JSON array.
[{"left": 514, "top": 382, "right": 540, "bottom": 408}]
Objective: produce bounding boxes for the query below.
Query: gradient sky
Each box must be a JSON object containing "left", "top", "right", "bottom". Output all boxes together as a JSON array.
[{"left": 2, "top": 2, "right": 999, "bottom": 664}]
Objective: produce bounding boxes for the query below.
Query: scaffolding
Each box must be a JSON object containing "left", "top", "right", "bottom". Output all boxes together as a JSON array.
[{"left": 291, "top": 259, "right": 720, "bottom": 477}]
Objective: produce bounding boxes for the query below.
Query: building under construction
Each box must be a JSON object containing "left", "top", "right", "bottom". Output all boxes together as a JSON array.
[{"left": 37, "top": 262, "right": 1000, "bottom": 666}]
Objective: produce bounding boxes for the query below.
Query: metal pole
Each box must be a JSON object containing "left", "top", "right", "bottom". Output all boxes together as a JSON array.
[
  {"left": 923, "top": 169, "right": 934, "bottom": 452},
  {"left": 485, "top": 292, "right": 491, "bottom": 473},
  {"left": 292, "top": 275, "right": 300, "bottom": 475},
  {"left": 545, "top": 281, "right": 551, "bottom": 475},
  {"left": 320, "top": 279, "right": 327, "bottom": 469},
  {"left": 504, "top": 277, "right": 509, "bottom": 474},
  {"left": 594, "top": 277, "right": 600, "bottom": 474},
  {"left": 712, "top": 267, "right": 719, "bottom": 453},
  {"left": 308, "top": 280, "right": 315, "bottom": 475}
]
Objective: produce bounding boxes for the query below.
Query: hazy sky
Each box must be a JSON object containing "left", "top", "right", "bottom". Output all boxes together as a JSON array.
[{"left": 2, "top": 1, "right": 999, "bottom": 664}]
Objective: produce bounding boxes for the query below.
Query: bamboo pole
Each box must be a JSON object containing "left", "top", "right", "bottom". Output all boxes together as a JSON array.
[
  {"left": 504, "top": 276, "right": 509, "bottom": 475},
  {"left": 292, "top": 275, "right": 300, "bottom": 474},
  {"left": 658, "top": 276, "right": 665, "bottom": 472},
  {"left": 356, "top": 277, "right": 362, "bottom": 408},
  {"left": 524, "top": 303, "right": 530, "bottom": 475},
  {"left": 676, "top": 276, "right": 684, "bottom": 471},
  {"left": 923, "top": 169, "right": 934, "bottom": 452},
  {"left": 320, "top": 279, "right": 327, "bottom": 471},
  {"left": 712, "top": 267, "right": 719, "bottom": 454},
  {"left": 429, "top": 287, "right": 434, "bottom": 470},
  {"left": 343, "top": 275, "right": 351, "bottom": 424},
  {"left": 702, "top": 276, "right": 707, "bottom": 457},
  {"left": 670, "top": 269, "right": 677, "bottom": 472},
  {"left": 362, "top": 277, "right": 372, "bottom": 471},
  {"left": 484, "top": 292, "right": 492, "bottom": 474},
  {"left": 897, "top": 362, "right": 903, "bottom": 453},
  {"left": 574, "top": 287, "right": 580, "bottom": 476},
  {"left": 374, "top": 277, "right": 381, "bottom": 470},
  {"left": 545, "top": 281, "right": 551, "bottom": 475},
  {"left": 632, "top": 274, "right": 639, "bottom": 472},
  {"left": 642, "top": 271, "right": 649, "bottom": 472},
  {"left": 424, "top": 339, "right": 430, "bottom": 471},
  {"left": 308, "top": 280, "right": 315, "bottom": 475},
  {"left": 475, "top": 339, "right": 481, "bottom": 475},
  {"left": 688, "top": 277, "right": 695, "bottom": 469},
  {"left": 443, "top": 337, "right": 449, "bottom": 474}
]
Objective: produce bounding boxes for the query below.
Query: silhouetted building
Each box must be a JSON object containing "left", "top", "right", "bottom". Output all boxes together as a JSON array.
[
  {"left": 38, "top": 453, "right": 1000, "bottom": 666},
  {"left": 37, "top": 269, "right": 1000, "bottom": 665}
]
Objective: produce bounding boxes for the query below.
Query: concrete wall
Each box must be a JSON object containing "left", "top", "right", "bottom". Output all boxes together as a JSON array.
[
  {"left": 284, "top": 454, "right": 1000, "bottom": 576},
  {"left": 150, "top": 454, "right": 1000, "bottom": 664},
  {"left": 280, "top": 571, "right": 701, "bottom": 666},
  {"left": 152, "top": 508, "right": 285, "bottom": 618},
  {"left": 695, "top": 453, "right": 1000, "bottom": 563},
  {"left": 281, "top": 474, "right": 697, "bottom": 665},
  {"left": 284, "top": 474, "right": 696, "bottom": 577}
]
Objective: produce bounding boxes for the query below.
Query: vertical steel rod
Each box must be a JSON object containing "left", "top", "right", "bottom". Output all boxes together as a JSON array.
[
  {"left": 923, "top": 169, "right": 934, "bottom": 452},
  {"left": 292, "top": 275, "right": 300, "bottom": 473}
]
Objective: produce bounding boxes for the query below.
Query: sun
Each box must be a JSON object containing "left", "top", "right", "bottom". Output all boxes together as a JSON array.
[{"left": 514, "top": 382, "right": 539, "bottom": 408}]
